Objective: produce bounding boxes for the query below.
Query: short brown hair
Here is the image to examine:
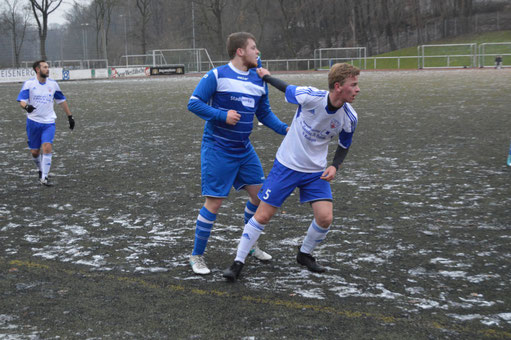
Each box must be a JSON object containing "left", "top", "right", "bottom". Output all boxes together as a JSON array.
[
  {"left": 328, "top": 63, "right": 360, "bottom": 89},
  {"left": 32, "top": 60, "right": 46, "bottom": 72},
  {"left": 226, "top": 32, "right": 256, "bottom": 59}
]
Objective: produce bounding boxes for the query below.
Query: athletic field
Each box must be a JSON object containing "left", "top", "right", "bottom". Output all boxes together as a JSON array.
[{"left": 1, "top": 69, "right": 510, "bottom": 339}]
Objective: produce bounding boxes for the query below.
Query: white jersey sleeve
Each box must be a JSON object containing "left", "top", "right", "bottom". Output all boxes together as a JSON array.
[
  {"left": 285, "top": 85, "right": 326, "bottom": 109},
  {"left": 338, "top": 103, "right": 358, "bottom": 149}
]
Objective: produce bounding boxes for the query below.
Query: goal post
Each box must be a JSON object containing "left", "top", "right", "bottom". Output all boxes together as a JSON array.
[
  {"left": 418, "top": 43, "right": 477, "bottom": 69},
  {"left": 150, "top": 48, "right": 214, "bottom": 73},
  {"left": 313, "top": 47, "right": 367, "bottom": 70},
  {"left": 478, "top": 42, "right": 511, "bottom": 68}
]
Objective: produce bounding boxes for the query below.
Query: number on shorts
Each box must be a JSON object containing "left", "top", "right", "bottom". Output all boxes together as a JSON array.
[{"left": 263, "top": 189, "right": 271, "bottom": 200}]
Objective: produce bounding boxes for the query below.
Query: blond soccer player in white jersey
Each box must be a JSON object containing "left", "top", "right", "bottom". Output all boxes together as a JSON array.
[{"left": 224, "top": 63, "right": 360, "bottom": 281}]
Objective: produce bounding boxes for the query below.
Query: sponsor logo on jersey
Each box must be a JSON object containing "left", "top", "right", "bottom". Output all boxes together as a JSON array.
[
  {"left": 241, "top": 97, "right": 255, "bottom": 108},
  {"left": 229, "top": 96, "right": 255, "bottom": 108},
  {"left": 237, "top": 76, "right": 248, "bottom": 81}
]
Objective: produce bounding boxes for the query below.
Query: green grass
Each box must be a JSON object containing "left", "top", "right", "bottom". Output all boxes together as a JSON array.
[
  {"left": 362, "top": 30, "right": 511, "bottom": 69},
  {"left": 375, "top": 30, "right": 511, "bottom": 57}
]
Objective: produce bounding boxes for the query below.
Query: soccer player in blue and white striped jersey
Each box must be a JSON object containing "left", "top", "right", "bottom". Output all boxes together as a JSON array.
[
  {"left": 17, "top": 60, "right": 75, "bottom": 186},
  {"left": 224, "top": 63, "right": 361, "bottom": 281},
  {"left": 187, "top": 32, "right": 288, "bottom": 274}
]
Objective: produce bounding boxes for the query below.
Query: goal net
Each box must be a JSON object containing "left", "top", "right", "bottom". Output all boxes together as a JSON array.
[
  {"left": 313, "top": 47, "right": 367, "bottom": 70},
  {"left": 478, "top": 42, "right": 511, "bottom": 68},
  {"left": 418, "top": 43, "right": 477, "bottom": 69},
  {"left": 149, "top": 48, "right": 214, "bottom": 73}
]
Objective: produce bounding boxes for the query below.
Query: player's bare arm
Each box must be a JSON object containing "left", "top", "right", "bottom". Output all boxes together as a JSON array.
[{"left": 59, "top": 101, "right": 75, "bottom": 130}]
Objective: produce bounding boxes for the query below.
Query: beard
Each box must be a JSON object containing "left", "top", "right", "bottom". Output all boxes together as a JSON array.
[
  {"left": 40, "top": 71, "right": 49, "bottom": 78},
  {"left": 245, "top": 57, "right": 258, "bottom": 69}
]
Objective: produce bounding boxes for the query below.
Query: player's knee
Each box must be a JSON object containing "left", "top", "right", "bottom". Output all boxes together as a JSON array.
[
  {"left": 42, "top": 143, "right": 52, "bottom": 153},
  {"left": 204, "top": 197, "right": 223, "bottom": 214},
  {"left": 316, "top": 214, "right": 333, "bottom": 228},
  {"left": 253, "top": 210, "right": 272, "bottom": 225}
]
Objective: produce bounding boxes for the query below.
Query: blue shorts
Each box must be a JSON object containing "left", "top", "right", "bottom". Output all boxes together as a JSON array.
[
  {"left": 258, "top": 159, "right": 332, "bottom": 207},
  {"left": 201, "top": 145, "right": 265, "bottom": 197},
  {"left": 26, "top": 118, "right": 56, "bottom": 150}
]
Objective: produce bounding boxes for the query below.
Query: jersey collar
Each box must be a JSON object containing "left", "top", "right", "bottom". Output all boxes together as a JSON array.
[
  {"left": 325, "top": 94, "right": 343, "bottom": 114},
  {"left": 228, "top": 62, "right": 250, "bottom": 76}
]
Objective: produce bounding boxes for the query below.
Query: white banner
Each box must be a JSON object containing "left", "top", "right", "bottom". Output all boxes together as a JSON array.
[
  {"left": 0, "top": 68, "right": 35, "bottom": 83},
  {"left": 110, "top": 67, "right": 150, "bottom": 78},
  {"left": 0, "top": 68, "right": 64, "bottom": 83}
]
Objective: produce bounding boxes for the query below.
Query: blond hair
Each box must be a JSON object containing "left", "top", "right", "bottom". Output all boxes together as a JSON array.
[{"left": 328, "top": 63, "right": 360, "bottom": 89}]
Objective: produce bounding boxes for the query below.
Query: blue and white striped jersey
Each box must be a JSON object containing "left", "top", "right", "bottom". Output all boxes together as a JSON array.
[
  {"left": 188, "top": 62, "right": 287, "bottom": 154},
  {"left": 276, "top": 85, "right": 358, "bottom": 173},
  {"left": 17, "top": 77, "right": 66, "bottom": 124}
]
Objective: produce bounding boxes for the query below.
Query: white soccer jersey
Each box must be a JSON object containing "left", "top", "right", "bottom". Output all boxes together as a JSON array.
[
  {"left": 17, "top": 77, "right": 66, "bottom": 124},
  {"left": 275, "top": 85, "right": 358, "bottom": 173}
]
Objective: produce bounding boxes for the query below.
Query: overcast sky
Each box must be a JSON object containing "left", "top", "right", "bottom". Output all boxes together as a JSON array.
[{"left": 47, "top": 0, "right": 91, "bottom": 26}]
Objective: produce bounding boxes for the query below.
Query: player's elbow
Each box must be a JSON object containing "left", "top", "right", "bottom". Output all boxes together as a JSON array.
[{"left": 187, "top": 100, "right": 196, "bottom": 112}]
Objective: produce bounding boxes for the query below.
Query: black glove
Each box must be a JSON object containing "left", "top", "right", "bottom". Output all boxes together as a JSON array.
[
  {"left": 24, "top": 105, "right": 35, "bottom": 113},
  {"left": 68, "top": 115, "right": 75, "bottom": 130}
]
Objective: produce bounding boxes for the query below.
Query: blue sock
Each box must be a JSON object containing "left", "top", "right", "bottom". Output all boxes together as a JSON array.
[
  {"left": 192, "top": 206, "right": 216, "bottom": 256},
  {"left": 244, "top": 200, "right": 258, "bottom": 224}
]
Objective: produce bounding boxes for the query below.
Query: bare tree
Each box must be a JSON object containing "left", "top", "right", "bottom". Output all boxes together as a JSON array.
[
  {"left": 92, "top": 0, "right": 118, "bottom": 59},
  {"left": 136, "top": 0, "right": 152, "bottom": 54},
  {"left": 29, "top": 0, "right": 63, "bottom": 60},
  {"left": 249, "top": 0, "right": 271, "bottom": 45},
  {"left": 195, "top": 0, "right": 228, "bottom": 57},
  {"left": 1, "top": 0, "right": 31, "bottom": 67}
]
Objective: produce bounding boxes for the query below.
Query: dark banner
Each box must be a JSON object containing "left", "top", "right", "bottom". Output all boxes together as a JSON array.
[{"left": 150, "top": 65, "right": 185, "bottom": 76}]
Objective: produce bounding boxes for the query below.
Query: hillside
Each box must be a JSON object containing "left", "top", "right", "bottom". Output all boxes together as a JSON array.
[{"left": 375, "top": 30, "right": 511, "bottom": 57}]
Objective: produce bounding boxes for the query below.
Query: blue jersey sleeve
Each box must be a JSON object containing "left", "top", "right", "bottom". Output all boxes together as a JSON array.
[
  {"left": 339, "top": 104, "right": 358, "bottom": 148},
  {"left": 255, "top": 91, "right": 288, "bottom": 136},
  {"left": 17, "top": 80, "right": 30, "bottom": 102},
  {"left": 338, "top": 130, "right": 354, "bottom": 149},
  {"left": 284, "top": 85, "right": 299, "bottom": 105},
  {"left": 187, "top": 70, "right": 227, "bottom": 123},
  {"left": 17, "top": 89, "right": 29, "bottom": 102}
]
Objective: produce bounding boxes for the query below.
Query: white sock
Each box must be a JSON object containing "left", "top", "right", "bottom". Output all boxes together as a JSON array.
[
  {"left": 235, "top": 217, "right": 265, "bottom": 263},
  {"left": 41, "top": 153, "right": 52, "bottom": 179},
  {"left": 300, "top": 219, "right": 330, "bottom": 254},
  {"left": 32, "top": 154, "right": 42, "bottom": 171}
]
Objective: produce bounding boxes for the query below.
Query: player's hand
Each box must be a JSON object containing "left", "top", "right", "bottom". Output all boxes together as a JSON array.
[
  {"left": 68, "top": 115, "right": 75, "bottom": 130},
  {"left": 257, "top": 67, "right": 271, "bottom": 79},
  {"left": 226, "top": 110, "right": 241, "bottom": 125},
  {"left": 320, "top": 166, "right": 337, "bottom": 181},
  {"left": 24, "top": 105, "right": 36, "bottom": 113}
]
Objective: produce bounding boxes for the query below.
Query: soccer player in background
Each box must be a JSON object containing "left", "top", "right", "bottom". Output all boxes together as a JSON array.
[
  {"left": 187, "top": 32, "right": 289, "bottom": 275},
  {"left": 223, "top": 63, "right": 360, "bottom": 282},
  {"left": 17, "top": 60, "right": 75, "bottom": 186}
]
